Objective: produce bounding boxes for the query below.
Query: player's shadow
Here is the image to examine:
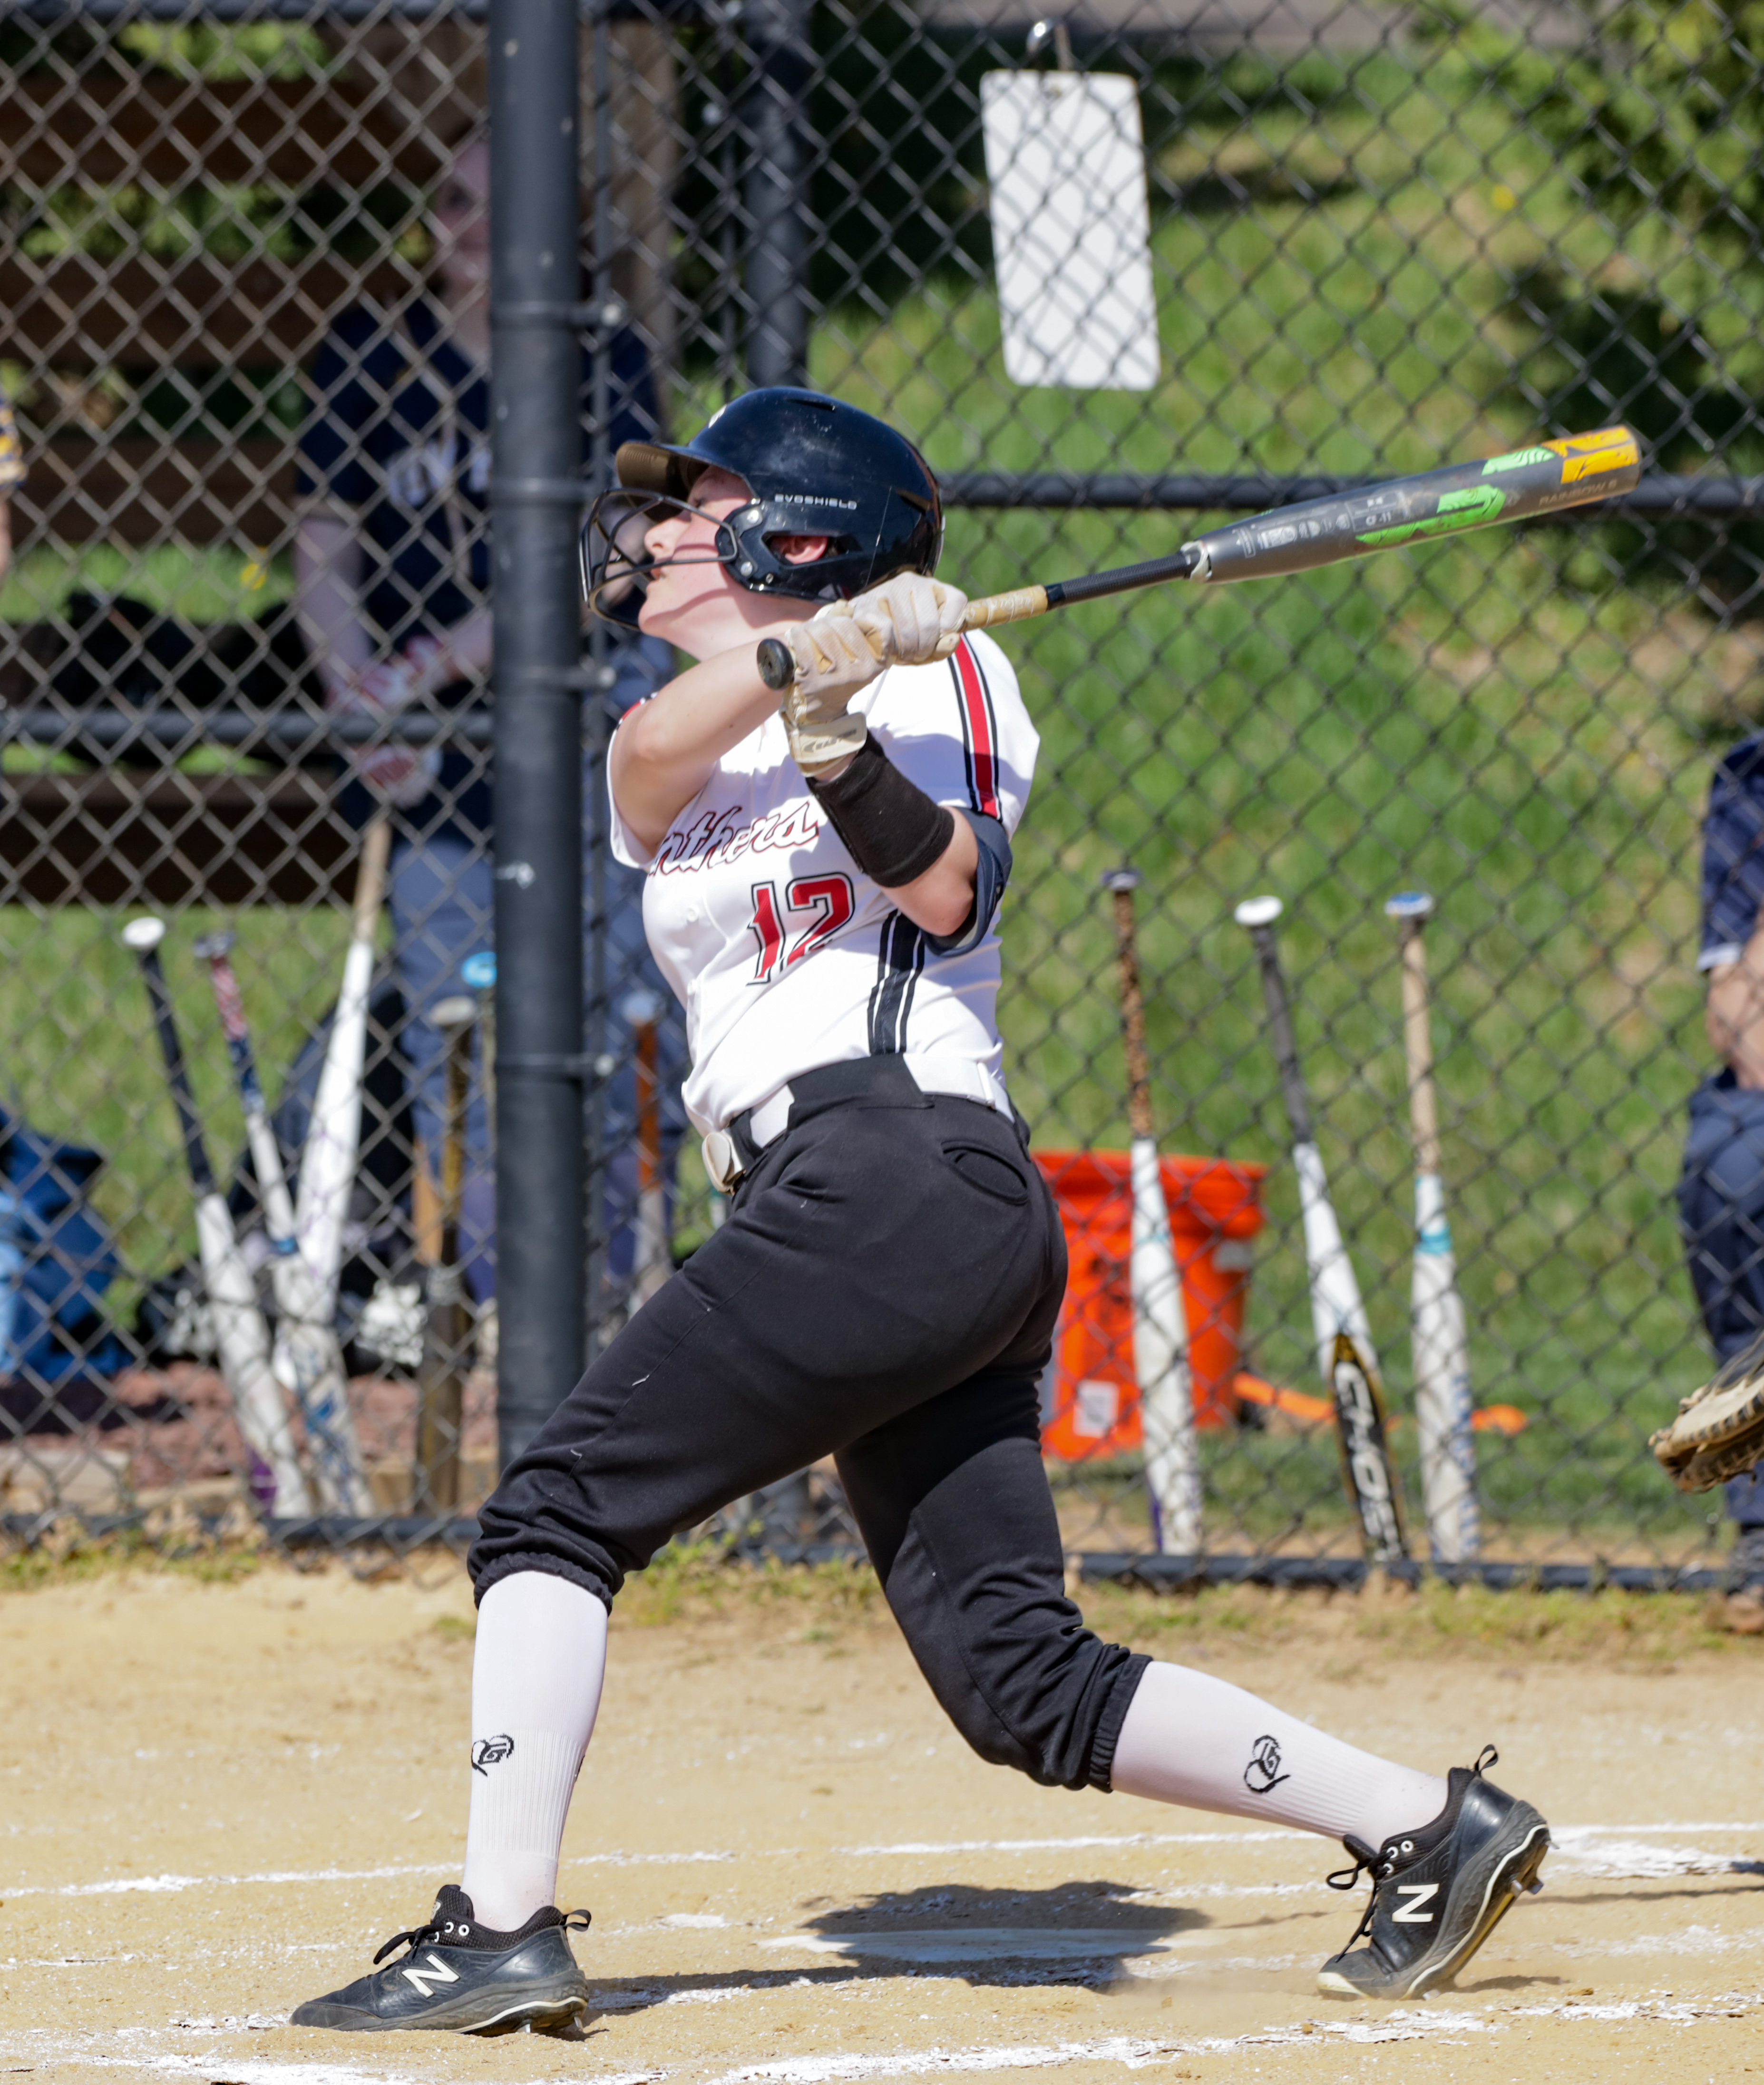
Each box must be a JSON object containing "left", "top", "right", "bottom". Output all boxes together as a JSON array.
[{"left": 584, "top": 1879, "right": 1207, "bottom": 2021}]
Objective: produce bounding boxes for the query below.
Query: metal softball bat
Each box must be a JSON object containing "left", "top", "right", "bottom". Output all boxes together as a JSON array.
[{"left": 753, "top": 425, "right": 1642, "bottom": 691}]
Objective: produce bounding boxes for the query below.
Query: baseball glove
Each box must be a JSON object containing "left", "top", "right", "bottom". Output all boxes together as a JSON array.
[{"left": 1651, "top": 1330, "right": 1764, "bottom": 1492}]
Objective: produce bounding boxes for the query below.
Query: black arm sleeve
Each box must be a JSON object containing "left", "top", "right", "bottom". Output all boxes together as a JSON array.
[{"left": 807, "top": 735, "right": 955, "bottom": 888}]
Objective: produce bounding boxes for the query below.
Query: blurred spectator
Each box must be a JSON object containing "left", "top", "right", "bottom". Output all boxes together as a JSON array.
[
  {"left": 0, "top": 381, "right": 23, "bottom": 588},
  {"left": 1680, "top": 726, "right": 1764, "bottom": 1628},
  {"left": 294, "top": 132, "right": 684, "bottom": 1307}
]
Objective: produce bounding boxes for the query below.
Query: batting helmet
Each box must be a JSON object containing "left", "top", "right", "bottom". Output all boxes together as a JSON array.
[{"left": 582, "top": 387, "right": 943, "bottom": 615}]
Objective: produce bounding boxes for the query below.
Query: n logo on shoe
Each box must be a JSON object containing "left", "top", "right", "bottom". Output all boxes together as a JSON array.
[
  {"left": 402, "top": 1953, "right": 462, "bottom": 1997},
  {"left": 1392, "top": 1883, "right": 1438, "bottom": 1923}
]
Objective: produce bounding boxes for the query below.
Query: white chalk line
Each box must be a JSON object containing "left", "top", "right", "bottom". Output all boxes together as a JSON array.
[
  {"left": 7, "top": 1821, "right": 1760, "bottom": 1906},
  {"left": 693, "top": 1993, "right": 1764, "bottom": 2085},
  {"left": 5, "top": 1987, "right": 1763, "bottom": 2085}
]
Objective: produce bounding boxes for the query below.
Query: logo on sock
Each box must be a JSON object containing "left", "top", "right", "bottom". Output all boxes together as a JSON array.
[
  {"left": 471, "top": 1733, "right": 515, "bottom": 1774},
  {"left": 1244, "top": 1734, "right": 1290, "bottom": 1795}
]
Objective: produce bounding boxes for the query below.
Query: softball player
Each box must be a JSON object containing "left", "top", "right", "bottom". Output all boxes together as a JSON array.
[{"left": 292, "top": 390, "right": 1549, "bottom": 2035}]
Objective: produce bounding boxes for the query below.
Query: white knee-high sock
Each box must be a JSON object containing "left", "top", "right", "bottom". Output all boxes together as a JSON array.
[
  {"left": 1111, "top": 1660, "right": 1447, "bottom": 1850},
  {"left": 460, "top": 1572, "right": 608, "bottom": 1931}
]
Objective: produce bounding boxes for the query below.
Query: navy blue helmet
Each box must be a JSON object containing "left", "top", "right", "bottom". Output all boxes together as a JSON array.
[{"left": 582, "top": 387, "right": 943, "bottom": 615}]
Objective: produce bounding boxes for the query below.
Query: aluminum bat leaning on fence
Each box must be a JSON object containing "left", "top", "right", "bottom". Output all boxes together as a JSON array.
[
  {"left": 1235, "top": 895, "right": 1408, "bottom": 1571},
  {"left": 192, "top": 927, "right": 368, "bottom": 1519},
  {"left": 123, "top": 916, "right": 312, "bottom": 1517},
  {"left": 1101, "top": 865, "right": 1202, "bottom": 1557}
]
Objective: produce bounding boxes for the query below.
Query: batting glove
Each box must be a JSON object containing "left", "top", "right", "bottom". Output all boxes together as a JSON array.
[
  {"left": 848, "top": 573, "right": 968, "bottom": 666},
  {"left": 777, "top": 576, "right": 967, "bottom": 779}
]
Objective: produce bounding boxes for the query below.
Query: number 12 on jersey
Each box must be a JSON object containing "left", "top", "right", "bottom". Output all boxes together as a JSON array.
[{"left": 748, "top": 875, "right": 856, "bottom": 983}]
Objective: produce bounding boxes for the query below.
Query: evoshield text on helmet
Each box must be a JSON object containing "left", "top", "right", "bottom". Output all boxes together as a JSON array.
[{"left": 581, "top": 387, "right": 943, "bottom": 618}]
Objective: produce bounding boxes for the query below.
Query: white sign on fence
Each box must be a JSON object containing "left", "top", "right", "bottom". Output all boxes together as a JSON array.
[{"left": 980, "top": 70, "right": 1160, "bottom": 391}]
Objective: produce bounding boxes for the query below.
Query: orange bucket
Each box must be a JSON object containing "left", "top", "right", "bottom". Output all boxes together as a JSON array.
[{"left": 1033, "top": 1151, "right": 1267, "bottom": 1453}]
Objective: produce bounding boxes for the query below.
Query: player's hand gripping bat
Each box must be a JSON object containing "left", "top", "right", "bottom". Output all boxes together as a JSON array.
[
  {"left": 1235, "top": 896, "right": 1406, "bottom": 1569},
  {"left": 755, "top": 428, "right": 1641, "bottom": 690},
  {"left": 192, "top": 927, "right": 366, "bottom": 1518},
  {"left": 284, "top": 813, "right": 392, "bottom": 1516},
  {"left": 1385, "top": 893, "right": 1480, "bottom": 1564},
  {"left": 1102, "top": 867, "right": 1202, "bottom": 1556},
  {"left": 123, "top": 917, "right": 312, "bottom": 1516}
]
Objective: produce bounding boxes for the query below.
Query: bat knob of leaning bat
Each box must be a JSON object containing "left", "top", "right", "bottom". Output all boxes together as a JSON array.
[
  {"left": 1101, "top": 866, "right": 1141, "bottom": 894},
  {"left": 432, "top": 994, "right": 477, "bottom": 1034},
  {"left": 191, "top": 930, "right": 236, "bottom": 960},
  {"left": 756, "top": 637, "right": 797, "bottom": 692},
  {"left": 1233, "top": 894, "right": 1283, "bottom": 928},
  {"left": 121, "top": 916, "right": 167, "bottom": 952},
  {"left": 1384, "top": 890, "right": 1435, "bottom": 921}
]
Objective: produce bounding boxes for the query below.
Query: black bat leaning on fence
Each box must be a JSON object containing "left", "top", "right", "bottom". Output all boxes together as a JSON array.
[
  {"left": 756, "top": 426, "right": 1642, "bottom": 690},
  {"left": 123, "top": 916, "right": 311, "bottom": 1518}
]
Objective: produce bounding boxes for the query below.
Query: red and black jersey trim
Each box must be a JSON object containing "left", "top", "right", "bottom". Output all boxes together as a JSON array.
[
  {"left": 868, "top": 909, "right": 926, "bottom": 1056},
  {"left": 948, "top": 638, "right": 1001, "bottom": 819}
]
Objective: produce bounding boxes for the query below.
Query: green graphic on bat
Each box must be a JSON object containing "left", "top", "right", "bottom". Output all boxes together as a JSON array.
[
  {"left": 1481, "top": 446, "right": 1554, "bottom": 473},
  {"left": 1356, "top": 485, "right": 1507, "bottom": 549}
]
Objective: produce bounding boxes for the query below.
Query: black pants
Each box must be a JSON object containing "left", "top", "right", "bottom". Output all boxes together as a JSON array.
[
  {"left": 1679, "top": 1070, "right": 1764, "bottom": 1526},
  {"left": 471, "top": 1060, "right": 1149, "bottom": 1792}
]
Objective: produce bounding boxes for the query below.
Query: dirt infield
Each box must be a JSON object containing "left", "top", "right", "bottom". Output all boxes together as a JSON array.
[{"left": 3, "top": 1558, "right": 1764, "bottom": 2085}]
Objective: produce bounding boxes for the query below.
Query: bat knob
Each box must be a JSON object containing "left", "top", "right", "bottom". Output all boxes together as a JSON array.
[
  {"left": 1233, "top": 894, "right": 1283, "bottom": 928},
  {"left": 1100, "top": 866, "right": 1141, "bottom": 894},
  {"left": 620, "top": 988, "right": 664, "bottom": 1028},
  {"left": 432, "top": 995, "right": 477, "bottom": 1033},
  {"left": 122, "top": 916, "right": 167, "bottom": 952},
  {"left": 192, "top": 930, "right": 236, "bottom": 960},
  {"left": 1384, "top": 890, "right": 1435, "bottom": 921},
  {"left": 755, "top": 637, "right": 796, "bottom": 692}
]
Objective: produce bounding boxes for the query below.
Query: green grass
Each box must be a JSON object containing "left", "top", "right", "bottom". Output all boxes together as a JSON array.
[{"left": 0, "top": 544, "right": 294, "bottom": 624}]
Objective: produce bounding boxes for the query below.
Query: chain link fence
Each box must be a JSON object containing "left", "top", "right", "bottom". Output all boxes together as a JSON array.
[{"left": 1, "top": 0, "right": 1760, "bottom": 1583}]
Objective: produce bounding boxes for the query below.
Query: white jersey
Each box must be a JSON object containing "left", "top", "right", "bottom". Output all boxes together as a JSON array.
[{"left": 609, "top": 632, "right": 1037, "bottom": 1136}]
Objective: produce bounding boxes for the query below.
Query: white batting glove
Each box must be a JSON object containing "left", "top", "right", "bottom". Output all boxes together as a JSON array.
[
  {"left": 776, "top": 575, "right": 967, "bottom": 779},
  {"left": 847, "top": 573, "right": 967, "bottom": 666},
  {"left": 778, "top": 613, "right": 876, "bottom": 777}
]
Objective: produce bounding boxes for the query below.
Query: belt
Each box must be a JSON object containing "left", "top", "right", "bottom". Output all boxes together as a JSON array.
[{"left": 701, "top": 1054, "right": 1010, "bottom": 1197}]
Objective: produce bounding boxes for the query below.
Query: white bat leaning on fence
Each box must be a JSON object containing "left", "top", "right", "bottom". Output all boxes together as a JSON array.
[
  {"left": 123, "top": 916, "right": 312, "bottom": 1516},
  {"left": 194, "top": 927, "right": 368, "bottom": 1517},
  {"left": 284, "top": 813, "right": 393, "bottom": 1516},
  {"left": 1385, "top": 891, "right": 1480, "bottom": 1563},
  {"left": 1235, "top": 894, "right": 1406, "bottom": 1568},
  {"left": 1103, "top": 867, "right": 1202, "bottom": 1555}
]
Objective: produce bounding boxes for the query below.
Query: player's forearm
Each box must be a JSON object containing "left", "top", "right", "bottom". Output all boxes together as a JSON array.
[
  {"left": 610, "top": 642, "right": 787, "bottom": 853},
  {"left": 1706, "top": 932, "right": 1764, "bottom": 1087},
  {"left": 872, "top": 798, "right": 978, "bottom": 938},
  {"left": 295, "top": 517, "right": 372, "bottom": 684},
  {"left": 440, "top": 611, "right": 493, "bottom": 679}
]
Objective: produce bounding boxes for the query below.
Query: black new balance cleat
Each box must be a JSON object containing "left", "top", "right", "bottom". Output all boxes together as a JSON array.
[
  {"left": 290, "top": 1885, "right": 591, "bottom": 2034},
  {"left": 1316, "top": 1747, "right": 1548, "bottom": 2000}
]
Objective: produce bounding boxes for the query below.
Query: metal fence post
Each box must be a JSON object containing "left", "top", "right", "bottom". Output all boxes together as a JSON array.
[
  {"left": 490, "top": 0, "right": 587, "bottom": 1470},
  {"left": 742, "top": 0, "right": 814, "bottom": 387}
]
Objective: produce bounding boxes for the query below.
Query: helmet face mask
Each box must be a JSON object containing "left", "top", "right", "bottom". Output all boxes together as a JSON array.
[
  {"left": 580, "top": 387, "right": 943, "bottom": 624},
  {"left": 580, "top": 487, "right": 741, "bottom": 619}
]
